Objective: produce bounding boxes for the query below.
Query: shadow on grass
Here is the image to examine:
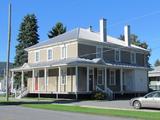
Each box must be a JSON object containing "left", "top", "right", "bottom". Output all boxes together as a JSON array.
[{"left": 0, "top": 99, "right": 80, "bottom": 106}]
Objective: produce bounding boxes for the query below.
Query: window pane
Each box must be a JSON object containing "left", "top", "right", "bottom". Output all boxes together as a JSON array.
[
  {"left": 96, "top": 47, "right": 102, "bottom": 58},
  {"left": 36, "top": 52, "right": 39, "bottom": 62},
  {"left": 110, "top": 70, "right": 115, "bottom": 85},
  {"left": 115, "top": 50, "right": 120, "bottom": 62},
  {"left": 62, "top": 46, "right": 66, "bottom": 59},
  {"left": 48, "top": 49, "right": 52, "bottom": 60}
]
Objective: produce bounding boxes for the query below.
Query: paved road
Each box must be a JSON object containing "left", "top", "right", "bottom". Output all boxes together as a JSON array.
[{"left": 0, "top": 106, "right": 134, "bottom": 120}]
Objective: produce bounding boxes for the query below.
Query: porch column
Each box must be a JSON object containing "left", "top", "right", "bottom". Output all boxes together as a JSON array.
[
  {"left": 11, "top": 71, "right": 14, "bottom": 93},
  {"left": 120, "top": 68, "right": 123, "bottom": 92},
  {"left": 21, "top": 70, "right": 24, "bottom": 90},
  {"left": 104, "top": 68, "right": 107, "bottom": 91},
  {"left": 32, "top": 69, "right": 35, "bottom": 92},
  {"left": 87, "top": 66, "right": 89, "bottom": 92},
  {"left": 75, "top": 66, "right": 78, "bottom": 99},
  {"left": 58, "top": 67, "right": 61, "bottom": 92},
  {"left": 44, "top": 68, "right": 47, "bottom": 92}
]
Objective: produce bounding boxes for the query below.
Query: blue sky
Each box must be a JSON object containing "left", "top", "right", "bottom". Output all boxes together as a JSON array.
[{"left": 0, "top": 0, "right": 160, "bottom": 66}]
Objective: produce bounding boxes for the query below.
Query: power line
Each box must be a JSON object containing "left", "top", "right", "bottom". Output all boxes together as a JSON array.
[{"left": 109, "top": 10, "right": 160, "bottom": 27}]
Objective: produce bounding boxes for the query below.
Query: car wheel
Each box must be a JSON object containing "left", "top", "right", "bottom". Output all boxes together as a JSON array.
[{"left": 133, "top": 100, "right": 141, "bottom": 109}]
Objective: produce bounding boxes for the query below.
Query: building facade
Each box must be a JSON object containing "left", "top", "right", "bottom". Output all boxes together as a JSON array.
[
  {"left": 11, "top": 19, "right": 149, "bottom": 99},
  {"left": 149, "top": 66, "right": 160, "bottom": 90}
]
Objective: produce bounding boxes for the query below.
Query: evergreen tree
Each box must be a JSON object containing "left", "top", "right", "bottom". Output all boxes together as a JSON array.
[
  {"left": 154, "top": 59, "right": 160, "bottom": 66},
  {"left": 48, "top": 22, "right": 66, "bottom": 38},
  {"left": 14, "top": 14, "right": 39, "bottom": 88}
]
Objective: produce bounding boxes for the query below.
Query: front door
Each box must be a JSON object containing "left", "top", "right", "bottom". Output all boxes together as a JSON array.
[{"left": 89, "top": 69, "right": 94, "bottom": 91}]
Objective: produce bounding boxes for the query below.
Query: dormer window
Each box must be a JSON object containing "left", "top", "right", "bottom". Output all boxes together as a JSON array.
[
  {"left": 131, "top": 52, "right": 136, "bottom": 64},
  {"left": 47, "top": 49, "right": 53, "bottom": 60},
  {"left": 35, "top": 51, "right": 40, "bottom": 62},
  {"left": 96, "top": 46, "right": 102, "bottom": 58},
  {"left": 115, "top": 49, "right": 120, "bottom": 62}
]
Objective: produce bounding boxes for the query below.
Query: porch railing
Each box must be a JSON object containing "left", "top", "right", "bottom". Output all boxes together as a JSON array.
[
  {"left": 15, "top": 87, "right": 29, "bottom": 99},
  {"left": 96, "top": 85, "right": 114, "bottom": 100}
]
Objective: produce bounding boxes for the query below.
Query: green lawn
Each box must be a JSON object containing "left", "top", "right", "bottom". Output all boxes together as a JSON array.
[{"left": 22, "top": 104, "right": 160, "bottom": 120}]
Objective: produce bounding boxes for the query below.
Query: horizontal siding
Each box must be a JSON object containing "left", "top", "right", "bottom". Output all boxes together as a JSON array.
[
  {"left": 136, "top": 53, "right": 144, "bottom": 66},
  {"left": 121, "top": 51, "right": 131, "bottom": 64},
  {"left": 78, "top": 43, "right": 96, "bottom": 59},
  {"left": 103, "top": 48, "right": 115, "bottom": 63}
]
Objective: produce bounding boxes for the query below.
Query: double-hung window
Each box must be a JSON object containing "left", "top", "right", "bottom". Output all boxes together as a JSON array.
[
  {"left": 47, "top": 49, "right": 53, "bottom": 60},
  {"left": 62, "top": 45, "right": 67, "bottom": 59},
  {"left": 96, "top": 46, "right": 102, "bottom": 58},
  {"left": 97, "top": 69, "right": 104, "bottom": 85},
  {"left": 115, "top": 49, "right": 120, "bottom": 62},
  {"left": 109, "top": 70, "right": 116, "bottom": 86},
  {"left": 35, "top": 51, "right": 40, "bottom": 62},
  {"left": 131, "top": 52, "right": 136, "bottom": 64},
  {"left": 61, "top": 68, "right": 67, "bottom": 85}
]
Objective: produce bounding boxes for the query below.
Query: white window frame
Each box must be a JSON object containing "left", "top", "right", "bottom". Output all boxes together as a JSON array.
[
  {"left": 35, "top": 51, "right": 40, "bottom": 62},
  {"left": 97, "top": 68, "right": 104, "bottom": 85},
  {"left": 61, "top": 68, "right": 67, "bottom": 85},
  {"left": 47, "top": 48, "right": 53, "bottom": 61},
  {"left": 115, "top": 49, "right": 121, "bottom": 62},
  {"left": 96, "top": 46, "right": 103, "bottom": 58},
  {"left": 131, "top": 52, "right": 136, "bottom": 64},
  {"left": 61, "top": 45, "right": 67, "bottom": 59},
  {"left": 109, "top": 70, "right": 116, "bottom": 86}
]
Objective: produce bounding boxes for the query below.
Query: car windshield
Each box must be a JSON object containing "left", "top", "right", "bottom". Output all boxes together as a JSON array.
[{"left": 145, "top": 92, "right": 160, "bottom": 98}]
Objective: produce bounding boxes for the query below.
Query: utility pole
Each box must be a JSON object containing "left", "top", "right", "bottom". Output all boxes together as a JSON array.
[{"left": 6, "top": 3, "right": 11, "bottom": 101}]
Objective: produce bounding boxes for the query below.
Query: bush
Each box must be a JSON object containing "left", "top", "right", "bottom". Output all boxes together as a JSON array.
[{"left": 92, "top": 91, "right": 106, "bottom": 100}]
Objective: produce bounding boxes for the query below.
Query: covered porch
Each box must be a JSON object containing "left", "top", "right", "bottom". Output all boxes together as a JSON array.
[{"left": 10, "top": 58, "right": 147, "bottom": 99}]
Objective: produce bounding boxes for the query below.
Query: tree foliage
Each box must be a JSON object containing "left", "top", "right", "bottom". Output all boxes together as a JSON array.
[
  {"left": 14, "top": 14, "right": 39, "bottom": 67},
  {"left": 14, "top": 14, "right": 39, "bottom": 88},
  {"left": 48, "top": 22, "right": 66, "bottom": 38},
  {"left": 119, "top": 34, "right": 148, "bottom": 49},
  {"left": 154, "top": 59, "right": 160, "bottom": 67}
]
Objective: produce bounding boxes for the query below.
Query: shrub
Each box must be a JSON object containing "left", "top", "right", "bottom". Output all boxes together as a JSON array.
[{"left": 92, "top": 91, "right": 106, "bottom": 100}]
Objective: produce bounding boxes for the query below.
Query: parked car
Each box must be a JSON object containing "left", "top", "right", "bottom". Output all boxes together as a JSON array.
[{"left": 130, "top": 91, "right": 160, "bottom": 109}]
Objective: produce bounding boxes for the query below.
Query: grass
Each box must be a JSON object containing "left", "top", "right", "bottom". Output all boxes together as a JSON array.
[{"left": 22, "top": 104, "right": 160, "bottom": 120}]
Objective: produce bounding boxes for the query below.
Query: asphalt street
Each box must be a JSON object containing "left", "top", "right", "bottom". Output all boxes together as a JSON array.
[{"left": 0, "top": 106, "right": 135, "bottom": 120}]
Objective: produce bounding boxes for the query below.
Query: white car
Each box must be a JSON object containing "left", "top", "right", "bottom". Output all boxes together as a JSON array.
[{"left": 130, "top": 91, "right": 160, "bottom": 109}]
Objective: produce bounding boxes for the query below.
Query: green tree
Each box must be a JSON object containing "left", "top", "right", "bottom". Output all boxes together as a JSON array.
[
  {"left": 154, "top": 59, "right": 160, "bottom": 66},
  {"left": 14, "top": 14, "right": 39, "bottom": 88},
  {"left": 48, "top": 22, "right": 66, "bottom": 38}
]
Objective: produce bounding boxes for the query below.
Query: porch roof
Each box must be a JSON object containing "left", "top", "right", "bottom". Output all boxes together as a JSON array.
[
  {"left": 11, "top": 58, "right": 148, "bottom": 72},
  {"left": 11, "top": 58, "right": 103, "bottom": 71}
]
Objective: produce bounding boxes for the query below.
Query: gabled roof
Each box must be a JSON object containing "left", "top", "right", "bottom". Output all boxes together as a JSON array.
[{"left": 25, "top": 28, "right": 149, "bottom": 52}]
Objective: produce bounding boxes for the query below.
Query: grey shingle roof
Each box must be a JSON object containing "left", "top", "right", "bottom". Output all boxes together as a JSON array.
[
  {"left": 25, "top": 27, "right": 148, "bottom": 52},
  {"left": 26, "top": 28, "right": 79, "bottom": 50}
]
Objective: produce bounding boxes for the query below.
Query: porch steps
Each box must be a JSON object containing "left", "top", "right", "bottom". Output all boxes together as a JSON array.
[
  {"left": 15, "top": 87, "right": 29, "bottom": 99},
  {"left": 96, "top": 86, "right": 114, "bottom": 100}
]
